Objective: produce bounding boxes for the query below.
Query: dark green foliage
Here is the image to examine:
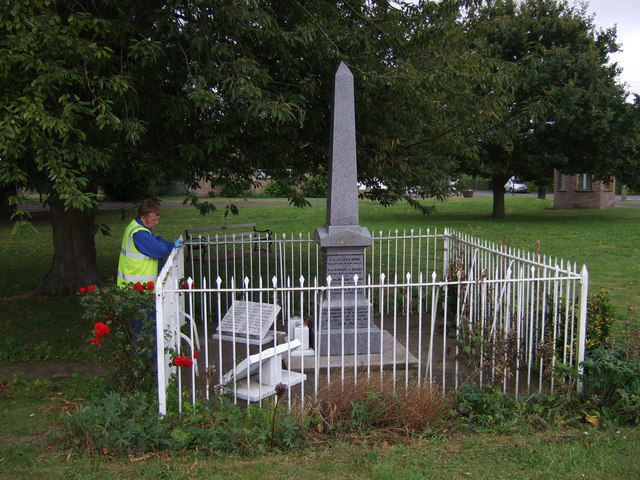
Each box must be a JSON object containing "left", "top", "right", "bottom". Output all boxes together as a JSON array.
[
  {"left": 0, "top": 337, "right": 21, "bottom": 362},
  {"left": 580, "top": 347, "right": 640, "bottom": 426},
  {"left": 586, "top": 288, "right": 616, "bottom": 349},
  {"left": 218, "top": 179, "right": 255, "bottom": 198},
  {"left": 100, "top": 164, "right": 184, "bottom": 201},
  {"left": 541, "top": 287, "right": 616, "bottom": 360},
  {"left": 455, "top": 385, "right": 518, "bottom": 429},
  {"left": 462, "top": 0, "right": 636, "bottom": 217},
  {"left": 64, "top": 393, "right": 307, "bottom": 456},
  {"left": 346, "top": 391, "right": 404, "bottom": 433},
  {"left": 264, "top": 179, "right": 297, "bottom": 198},
  {"left": 302, "top": 175, "right": 328, "bottom": 198},
  {"left": 65, "top": 391, "right": 169, "bottom": 455},
  {"left": 168, "top": 397, "right": 306, "bottom": 454},
  {"left": 450, "top": 344, "right": 640, "bottom": 430},
  {"left": 454, "top": 385, "right": 581, "bottom": 431}
]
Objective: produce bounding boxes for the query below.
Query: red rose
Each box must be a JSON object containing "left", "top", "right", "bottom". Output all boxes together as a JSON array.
[
  {"left": 173, "top": 355, "right": 193, "bottom": 367},
  {"left": 87, "top": 285, "right": 95, "bottom": 293},
  {"left": 193, "top": 350, "right": 200, "bottom": 359},
  {"left": 91, "top": 337, "right": 101, "bottom": 345},
  {"left": 107, "top": 315, "right": 115, "bottom": 323},
  {"left": 182, "top": 281, "right": 189, "bottom": 289},
  {"left": 133, "top": 282, "right": 143, "bottom": 292},
  {"left": 79, "top": 287, "right": 86, "bottom": 293},
  {"left": 94, "top": 322, "right": 110, "bottom": 338},
  {"left": 145, "top": 281, "right": 155, "bottom": 291}
]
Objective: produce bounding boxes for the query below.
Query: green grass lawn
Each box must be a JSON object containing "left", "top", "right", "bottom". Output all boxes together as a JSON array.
[
  {"left": 1, "top": 378, "right": 639, "bottom": 479},
  {"left": 1, "top": 194, "right": 639, "bottom": 360},
  {"left": 1, "top": 195, "right": 640, "bottom": 478}
]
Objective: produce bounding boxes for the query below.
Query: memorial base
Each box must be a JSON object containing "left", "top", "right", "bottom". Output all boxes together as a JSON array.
[
  {"left": 290, "top": 348, "right": 315, "bottom": 357},
  {"left": 286, "top": 330, "right": 418, "bottom": 371},
  {"left": 318, "top": 295, "right": 381, "bottom": 355},
  {"left": 317, "top": 328, "right": 382, "bottom": 356}
]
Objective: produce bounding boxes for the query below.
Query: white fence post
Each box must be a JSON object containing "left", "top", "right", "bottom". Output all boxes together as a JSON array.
[
  {"left": 577, "top": 264, "right": 589, "bottom": 392},
  {"left": 155, "top": 240, "right": 184, "bottom": 416},
  {"left": 155, "top": 279, "right": 167, "bottom": 416}
]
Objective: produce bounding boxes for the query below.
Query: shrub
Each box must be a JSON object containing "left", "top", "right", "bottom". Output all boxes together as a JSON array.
[
  {"left": 454, "top": 385, "right": 582, "bottom": 431},
  {"left": 540, "top": 288, "right": 615, "bottom": 360},
  {"left": 0, "top": 336, "right": 21, "bottom": 361},
  {"left": 455, "top": 385, "right": 517, "bottom": 429},
  {"left": 218, "top": 178, "right": 255, "bottom": 197},
  {"left": 264, "top": 179, "right": 296, "bottom": 198},
  {"left": 580, "top": 346, "right": 640, "bottom": 426},
  {"left": 310, "top": 374, "right": 451, "bottom": 438},
  {"left": 65, "top": 391, "right": 168, "bottom": 455},
  {"left": 302, "top": 175, "right": 328, "bottom": 197},
  {"left": 78, "top": 279, "right": 158, "bottom": 393},
  {"left": 100, "top": 164, "right": 180, "bottom": 201},
  {"left": 586, "top": 288, "right": 615, "bottom": 349},
  {"left": 64, "top": 392, "right": 307, "bottom": 456}
]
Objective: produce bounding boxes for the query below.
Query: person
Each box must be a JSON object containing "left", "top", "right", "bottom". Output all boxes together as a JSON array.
[{"left": 117, "top": 199, "right": 183, "bottom": 287}]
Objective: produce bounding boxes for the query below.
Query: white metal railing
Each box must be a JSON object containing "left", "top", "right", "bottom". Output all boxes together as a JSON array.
[{"left": 155, "top": 229, "right": 588, "bottom": 414}]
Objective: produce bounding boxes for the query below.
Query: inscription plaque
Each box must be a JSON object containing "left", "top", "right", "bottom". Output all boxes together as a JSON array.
[
  {"left": 218, "top": 301, "right": 280, "bottom": 340},
  {"left": 323, "top": 253, "right": 365, "bottom": 286}
]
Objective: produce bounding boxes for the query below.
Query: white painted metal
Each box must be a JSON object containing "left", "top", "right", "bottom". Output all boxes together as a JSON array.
[{"left": 155, "top": 230, "right": 588, "bottom": 414}]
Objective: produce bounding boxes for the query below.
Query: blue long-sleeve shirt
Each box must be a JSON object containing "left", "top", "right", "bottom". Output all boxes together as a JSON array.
[{"left": 132, "top": 217, "right": 174, "bottom": 260}]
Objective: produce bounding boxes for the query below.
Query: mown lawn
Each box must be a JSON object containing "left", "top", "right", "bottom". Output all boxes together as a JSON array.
[
  {"left": 1, "top": 194, "right": 639, "bottom": 360},
  {"left": 1, "top": 194, "right": 640, "bottom": 478},
  {"left": 1, "top": 378, "right": 639, "bottom": 479}
]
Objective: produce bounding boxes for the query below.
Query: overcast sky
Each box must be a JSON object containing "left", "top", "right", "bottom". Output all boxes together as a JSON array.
[{"left": 584, "top": 0, "right": 640, "bottom": 96}]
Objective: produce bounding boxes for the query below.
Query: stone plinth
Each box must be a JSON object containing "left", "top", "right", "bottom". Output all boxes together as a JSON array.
[{"left": 317, "top": 293, "right": 381, "bottom": 355}]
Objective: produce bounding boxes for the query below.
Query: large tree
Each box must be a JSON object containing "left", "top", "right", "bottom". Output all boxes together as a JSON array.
[
  {"left": 1, "top": 0, "right": 332, "bottom": 294},
  {"left": 2, "top": 0, "right": 508, "bottom": 295},
  {"left": 0, "top": 1, "right": 139, "bottom": 293},
  {"left": 461, "top": 0, "right": 635, "bottom": 218},
  {"left": 352, "top": 0, "right": 512, "bottom": 208}
]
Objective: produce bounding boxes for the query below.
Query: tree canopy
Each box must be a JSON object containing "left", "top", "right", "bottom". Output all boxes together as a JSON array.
[
  {"left": 0, "top": 0, "right": 637, "bottom": 294},
  {"left": 460, "top": 0, "right": 637, "bottom": 217}
]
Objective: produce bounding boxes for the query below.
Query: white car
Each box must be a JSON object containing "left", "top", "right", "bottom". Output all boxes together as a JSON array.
[
  {"left": 504, "top": 177, "right": 527, "bottom": 193},
  {"left": 358, "top": 179, "right": 388, "bottom": 191}
]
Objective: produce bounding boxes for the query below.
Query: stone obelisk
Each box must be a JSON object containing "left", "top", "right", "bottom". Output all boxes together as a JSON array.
[{"left": 314, "top": 62, "right": 381, "bottom": 355}]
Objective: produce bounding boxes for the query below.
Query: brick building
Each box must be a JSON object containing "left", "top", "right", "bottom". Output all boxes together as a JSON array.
[{"left": 553, "top": 171, "right": 615, "bottom": 209}]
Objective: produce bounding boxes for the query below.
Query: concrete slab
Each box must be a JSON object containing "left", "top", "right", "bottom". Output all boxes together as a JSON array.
[{"left": 285, "top": 329, "right": 418, "bottom": 371}]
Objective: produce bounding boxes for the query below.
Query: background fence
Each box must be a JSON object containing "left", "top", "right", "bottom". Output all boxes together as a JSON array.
[{"left": 155, "top": 229, "right": 587, "bottom": 415}]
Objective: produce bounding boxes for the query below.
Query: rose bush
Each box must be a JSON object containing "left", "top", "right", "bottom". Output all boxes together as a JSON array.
[
  {"left": 173, "top": 350, "right": 199, "bottom": 368},
  {"left": 79, "top": 278, "right": 157, "bottom": 392}
]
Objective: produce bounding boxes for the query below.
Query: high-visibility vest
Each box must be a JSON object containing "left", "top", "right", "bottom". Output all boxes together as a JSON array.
[{"left": 117, "top": 219, "right": 157, "bottom": 287}]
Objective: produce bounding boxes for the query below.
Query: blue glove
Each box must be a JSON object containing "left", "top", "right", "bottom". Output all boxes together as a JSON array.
[{"left": 173, "top": 239, "right": 184, "bottom": 248}]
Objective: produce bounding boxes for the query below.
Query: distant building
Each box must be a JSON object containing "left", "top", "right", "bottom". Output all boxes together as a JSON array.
[
  {"left": 553, "top": 171, "right": 615, "bottom": 209},
  {"left": 191, "top": 170, "right": 272, "bottom": 197}
]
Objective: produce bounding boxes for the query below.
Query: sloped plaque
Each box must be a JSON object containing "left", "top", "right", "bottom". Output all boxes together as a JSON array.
[{"left": 214, "top": 300, "right": 280, "bottom": 345}]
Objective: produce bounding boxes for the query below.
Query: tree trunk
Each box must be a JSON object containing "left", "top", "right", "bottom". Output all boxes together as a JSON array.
[
  {"left": 0, "top": 185, "right": 16, "bottom": 219},
  {"left": 36, "top": 200, "right": 100, "bottom": 296},
  {"left": 491, "top": 174, "right": 509, "bottom": 219}
]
